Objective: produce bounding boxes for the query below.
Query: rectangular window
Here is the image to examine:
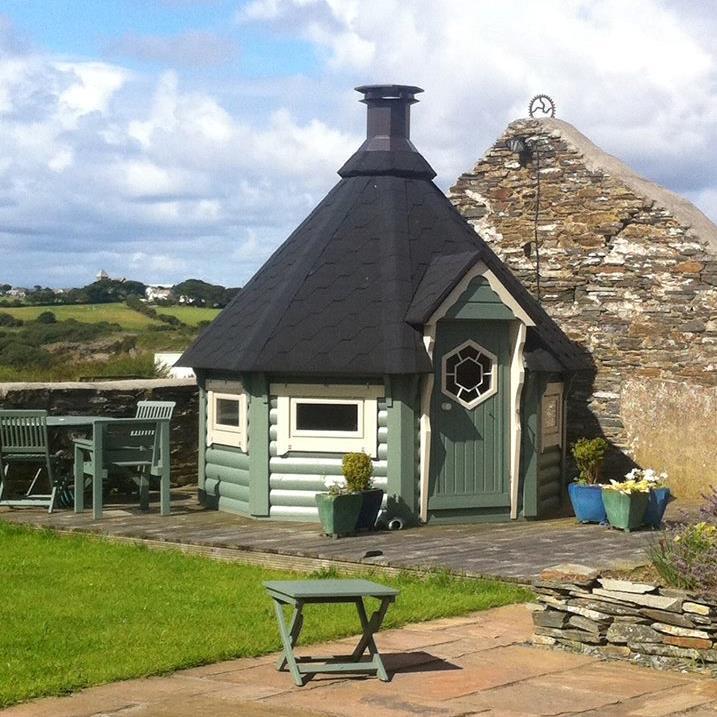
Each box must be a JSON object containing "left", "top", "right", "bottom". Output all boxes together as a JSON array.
[
  {"left": 206, "top": 387, "right": 247, "bottom": 451},
  {"left": 271, "top": 383, "right": 383, "bottom": 457},
  {"left": 541, "top": 382, "right": 563, "bottom": 451},
  {"left": 293, "top": 399, "right": 362, "bottom": 436}
]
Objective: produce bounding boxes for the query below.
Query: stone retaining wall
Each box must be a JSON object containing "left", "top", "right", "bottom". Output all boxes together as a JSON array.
[
  {"left": 0, "top": 379, "right": 198, "bottom": 485},
  {"left": 532, "top": 564, "right": 717, "bottom": 675}
]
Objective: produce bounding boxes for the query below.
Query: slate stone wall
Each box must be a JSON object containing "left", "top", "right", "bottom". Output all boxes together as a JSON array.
[
  {"left": 0, "top": 379, "right": 198, "bottom": 485},
  {"left": 532, "top": 565, "right": 717, "bottom": 676},
  {"left": 450, "top": 119, "right": 717, "bottom": 493}
]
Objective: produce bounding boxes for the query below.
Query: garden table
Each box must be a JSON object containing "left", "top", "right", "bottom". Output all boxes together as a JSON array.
[
  {"left": 264, "top": 578, "right": 399, "bottom": 686},
  {"left": 46, "top": 416, "right": 114, "bottom": 429}
]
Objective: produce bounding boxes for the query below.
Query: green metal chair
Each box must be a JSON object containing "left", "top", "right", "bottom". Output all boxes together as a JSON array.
[
  {"left": 73, "top": 418, "right": 171, "bottom": 520},
  {"left": 0, "top": 410, "right": 62, "bottom": 513}
]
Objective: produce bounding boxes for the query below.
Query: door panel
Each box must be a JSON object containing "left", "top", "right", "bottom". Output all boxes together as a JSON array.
[{"left": 428, "top": 320, "right": 511, "bottom": 511}]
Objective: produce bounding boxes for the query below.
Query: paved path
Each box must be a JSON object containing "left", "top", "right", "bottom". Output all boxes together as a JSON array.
[
  {"left": 0, "top": 490, "right": 670, "bottom": 581},
  {"left": 3, "top": 604, "right": 716, "bottom": 717}
]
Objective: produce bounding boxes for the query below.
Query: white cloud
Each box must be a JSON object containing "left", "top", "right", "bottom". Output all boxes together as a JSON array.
[{"left": 1, "top": 1, "right": 717, "bottom": 288}]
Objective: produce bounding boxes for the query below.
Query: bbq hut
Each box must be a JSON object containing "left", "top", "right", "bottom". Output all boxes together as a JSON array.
[{"left": 179, "top": 85, "right": 584, "bottom": 524}]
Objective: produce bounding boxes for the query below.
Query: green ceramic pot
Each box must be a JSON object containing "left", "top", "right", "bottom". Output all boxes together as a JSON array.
[
  {"left": 315, "top": 492, "right": 362, "bottom": 537},
  {"left": 602, "top": 490, "right": 649, "bottom": 532}
]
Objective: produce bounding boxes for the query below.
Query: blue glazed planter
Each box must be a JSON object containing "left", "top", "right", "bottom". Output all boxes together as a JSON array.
[
  {"left": 644, "top": 487, "right": 672, "bottom": 528},
  {"left": 568, "top": 483, "right": 607, "bottom": 524}
]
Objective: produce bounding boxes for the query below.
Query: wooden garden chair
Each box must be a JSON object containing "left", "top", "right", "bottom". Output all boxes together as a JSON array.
[
  {"left": 73, "top": 418, "right": 170, "bottom": 520},
  {"left": 0, "top": 410, "right": 64, "bottom": 513}
]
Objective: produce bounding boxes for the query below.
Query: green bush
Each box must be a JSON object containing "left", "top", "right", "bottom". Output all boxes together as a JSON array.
[
  {"left": 35, "top": 311, "right": 56, "bottom": 324},
  {"left": 0, "top": 312, "right": 22, "bottom": 327},
  {"left": 0, "top": 340, "right": 51, "bottom": 368},
  {"left": 342, "top": 452, "right": 374, "bottom": 492},
  {"left": 571, "top": 437, "right": 608, "bottom": 485}
]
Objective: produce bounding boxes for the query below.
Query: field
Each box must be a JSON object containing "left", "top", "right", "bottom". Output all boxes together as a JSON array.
[
  {"left": 155, "top": 305, "right": 221, "bottom": 326},
  {"left": 0, "top": 303, "right": 220, "bottom": 381},
  {"left": 1, "top": 303, "right": 220, "bottom": 330},
  {"left": 0, "top": 522, "right": 531, "bottom": 707}
]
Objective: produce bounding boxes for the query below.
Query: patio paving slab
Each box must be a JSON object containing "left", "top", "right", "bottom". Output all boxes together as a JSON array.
[
  {"left": 4, "top": 604, "right": 715, "bottom": 717},
  {"left": 0, "top": 488, "right": 683, "bottom": 582}
]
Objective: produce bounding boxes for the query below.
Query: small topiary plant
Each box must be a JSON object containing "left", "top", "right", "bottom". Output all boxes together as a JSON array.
[
  {"left": 571, "top": 437, "right": 608, "bottom": 485},
  {"left": 342, "top": 452, "right": 373, "bottom": 493}
]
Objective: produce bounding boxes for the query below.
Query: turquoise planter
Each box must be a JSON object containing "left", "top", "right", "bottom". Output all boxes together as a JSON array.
[
  {"left": 603, "top": 490, "right": 649, "bottom": 532},
  {"left": 315, "top": 492, "right": 362, "bottom": 537},
  {"left": 568, "top": 483, "right": 607, "bottom": 524}
]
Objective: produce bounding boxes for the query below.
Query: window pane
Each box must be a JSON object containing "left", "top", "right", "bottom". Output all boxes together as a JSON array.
[
  {"left": 216, "top": 398, "right": 240, "bottom": 427},
  {"left": 295, "top": 402, "right": 359, "bottom": 432}
]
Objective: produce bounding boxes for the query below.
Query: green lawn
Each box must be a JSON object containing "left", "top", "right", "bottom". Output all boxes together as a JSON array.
[
  {"left": 1, "top": 303, "right": 157, "bottom": 330},
  {"left": 0, "top": 522, "right": 531, "bottom": 707},
  {"left": 155, "top": 305, "right": 221, "bottom": 326}
]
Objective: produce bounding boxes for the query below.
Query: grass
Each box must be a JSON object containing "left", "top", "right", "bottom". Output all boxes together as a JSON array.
[
  {"left": 0, "top": 351, "right": 159, "bottom": 382},
  {"left": 0, "top": 522, "right": 531, "bottom": 707},
  {"left": 1, "top": 304, "right": 220, "bottom": 331},
  {"left": 1, "top": 304, "right": 157, "bottom": 330},
  {"left": 154, "top": 305, "right": 221, "bottom": 326}
]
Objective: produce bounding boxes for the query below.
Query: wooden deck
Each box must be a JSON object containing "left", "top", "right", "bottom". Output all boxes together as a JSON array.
[{"left": 0, "top": 487, "right": 669, "bottom": 582}]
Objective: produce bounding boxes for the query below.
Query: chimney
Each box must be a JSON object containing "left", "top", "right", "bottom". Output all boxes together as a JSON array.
[
  {"left": 355, "top": 84, "right": 423, "bottom": 152},
  {"left": 337, "top": 83, "right": 435, "bottom": 179}
]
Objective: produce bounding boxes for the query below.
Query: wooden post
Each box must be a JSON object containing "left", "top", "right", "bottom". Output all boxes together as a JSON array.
[
  {"left": 386, "top": 374, "right": 418, "bottom": 515},
  {"left": 248, "top": 373, "right": 270, "bottom": 517}
]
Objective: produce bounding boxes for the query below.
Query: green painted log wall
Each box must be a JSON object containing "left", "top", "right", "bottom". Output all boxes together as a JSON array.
[{"left": 268, "top": 395, "right": 389, "bottom": 521}]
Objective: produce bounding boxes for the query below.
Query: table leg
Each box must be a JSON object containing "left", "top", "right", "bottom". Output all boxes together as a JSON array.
[
  {"left": 272, "top": 598, "right": 304, "bottom": 687},
  {"left": 352, "top": 597, "right": 391, "bottom": 681},
  {"left": 73, "top": 445, "right": 84, "bottom": 513},
  {"left": 276, "top": 602, "right": 304, "bottom": 671},
  {"left": 92, "top": 459, "right": 102, "bottom": 520}
]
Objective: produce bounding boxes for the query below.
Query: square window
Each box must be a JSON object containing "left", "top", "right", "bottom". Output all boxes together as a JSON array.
[
  {"left": 207, "top": 389, "right": 247, "bottom": 450},
  {"left": 216, "top": 397, "right": 241, "bottom": 428}
]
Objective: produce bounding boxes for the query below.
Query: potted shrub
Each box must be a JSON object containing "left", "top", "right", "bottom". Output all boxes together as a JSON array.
[
  {"left": 625, "top": 467, "right": 672, "bottom": 528},
  {"left": 602, "top": 478, "right": 650, "bottom": 532},
  {"left": 315, "top": 476, "right": 362, "bottom": 538},
  {"left": 343, "top": 452, "right": 384, "bottom": 532},
  {"left": 568, "top": 437, "right": 609, "bottom": 523}
]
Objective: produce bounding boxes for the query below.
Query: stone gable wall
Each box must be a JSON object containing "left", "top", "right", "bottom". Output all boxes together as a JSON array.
[{"left": 450, "top": 119, "right": 717, "bottom": 494}]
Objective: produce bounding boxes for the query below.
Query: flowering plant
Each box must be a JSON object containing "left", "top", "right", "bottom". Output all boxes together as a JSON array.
[
  {"left": 602, "top": 478, "right": 651, "bottom": 495},
  {"left": 624, "top": 467, "right": 668, "bottom": 487},
  {"left": 324, "top": 476, "right": 348, "bottom": 496}
]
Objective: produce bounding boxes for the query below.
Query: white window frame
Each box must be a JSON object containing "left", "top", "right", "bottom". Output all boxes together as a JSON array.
[
  {"left": 271, "top": 383, "right": 384, "bottom": 457},
  {"left": 291, "top": 397, "right": 364, "bottom": 438},
  {"left": 541, "top": 382, "right": 563, "bottom": 451},
  {"left": 206, "top": 380, "right": 247, "bottom": 451},
  {"left": 441, "top": 339, "right": 498, "bottom": 410}
]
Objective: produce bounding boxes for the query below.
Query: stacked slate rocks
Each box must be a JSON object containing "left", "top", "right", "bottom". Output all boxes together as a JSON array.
[{"left": 532, "top": 564, "right": 717, "bottom": 675}]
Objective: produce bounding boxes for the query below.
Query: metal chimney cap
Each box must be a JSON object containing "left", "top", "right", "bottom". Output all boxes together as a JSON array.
[{"left": 355, "top": 84, "right": 423, "bottom": 103}]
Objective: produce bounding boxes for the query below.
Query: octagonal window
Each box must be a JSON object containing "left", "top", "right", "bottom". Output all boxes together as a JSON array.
[{"left": 441, "top": 340, "right": 497, "bottom": 409}]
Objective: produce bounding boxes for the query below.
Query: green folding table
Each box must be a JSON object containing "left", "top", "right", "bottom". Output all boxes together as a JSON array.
[{"left": 264, "top": 578, "right": 399, "bottom": 686}]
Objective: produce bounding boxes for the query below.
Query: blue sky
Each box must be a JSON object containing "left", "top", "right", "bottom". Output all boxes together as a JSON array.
[{"left": 1, "top": 0, "right": 716, "bottom": 288}]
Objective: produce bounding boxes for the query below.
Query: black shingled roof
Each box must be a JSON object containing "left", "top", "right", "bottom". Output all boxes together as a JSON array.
[{"left": 179, "top": 86, "right": 585, "bottom": 376}]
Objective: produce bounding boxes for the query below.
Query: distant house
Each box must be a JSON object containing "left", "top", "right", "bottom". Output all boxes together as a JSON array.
[
  {"left": 145, "top": 285, "right": 173, "bottom": 302},
  {"left": 7, "top": 288, "right": 27, "bottom": 299},
  {"left": 96, "top": 269, "right": 109, "bottom": 281},
  {"left": 179, "top": 85, "right": 583, "bottom": 525}
]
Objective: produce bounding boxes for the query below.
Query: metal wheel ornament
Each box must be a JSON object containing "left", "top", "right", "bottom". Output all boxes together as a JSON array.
[{"left": 528, "top": 94, "right": 556, "bottom": 118}]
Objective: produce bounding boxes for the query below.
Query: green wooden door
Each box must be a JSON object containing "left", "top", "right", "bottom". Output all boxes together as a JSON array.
[{"left": 428, "top": 320, "right": 511, "bottom": 511}]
